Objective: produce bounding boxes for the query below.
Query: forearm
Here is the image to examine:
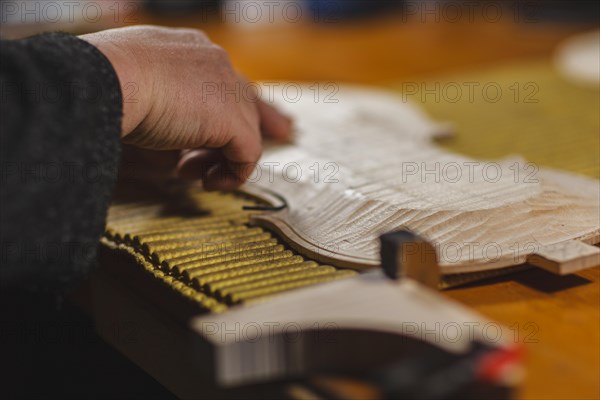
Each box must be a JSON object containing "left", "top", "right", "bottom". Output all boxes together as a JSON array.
[
  {"left": 79, "top": 31, "right": 149, "bottom": 136},
  {"left": 0, "top": 32, "right": 123, "bottom": 292}
]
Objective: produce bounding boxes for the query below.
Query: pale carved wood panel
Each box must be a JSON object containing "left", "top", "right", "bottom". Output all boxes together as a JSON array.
[{"left": 242, "top": 86, "right": 600, "bottom": 273}]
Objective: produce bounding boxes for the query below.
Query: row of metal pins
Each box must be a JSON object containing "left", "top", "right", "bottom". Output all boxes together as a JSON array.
[
  {"left": 158, "top": 239, "right": 280, "bottom": 270},
  {"left": 119, "top": 243, "right": 228, "bottom": 313},
  {"left": 108, "top": 192, "right": 251, "bottom": 211},
  {"left": 145, "top": 235, "right": 275, "bottom": 266},
  {"left": 206, "top": 261, "right": 322, "bottom": 292},
  {"left": 108, "top": 216, "right": 252, "bottom": 243},
  {"left": 180, "top": 250, "right": 297, "bottom": 280},
  {"left": 107, "top": 197, "right": 252, "bottom": 227},
  {"left": 104, "top": 191, "right": 357, "bottom": 308},
  {"left": 219, "top": 266, "right": 339, "bottom": 302},
  {"left": 115, "top": 212, "right": 249, "bottom": 233},
  {"left": 233, "top": 271, "right": 357, "bottom": 304},
  {"left": 107, "top": 195, "right": 248, "bottom": 219},
  {"left": 127, "top": 216, "right": 247, "bottom": 239},
  {"left": 150, "top": 236, "right": 278, "bottom": 265},
  {"left": 210, "top": 263, "right": 330, "bottom": 300},
  {"left": 162, "top": 243, "right": 283, "bottom": 272},
  {"left": 193, "top": 256, "right": 318, "bottom": 291},
  {"left": 188, "top": 255, "right": 304, "bottom": 285},
  {"left": 139, "top": 228, "right": 267, "bottom": 254},
  {"left": 138, "top": 224, "right": 264, "bottom": 248},
  {"left": 106, "top": 216, "right": 184, "bottom": 239},
  {"left": 129, "top": 222, "right": 232, "bottom": 245},
  {"left": 132, "top": 225, "right": 252, "bottom": 247},
  {"left": 113, "top": 213, "right": 243, "bottom": 232}
]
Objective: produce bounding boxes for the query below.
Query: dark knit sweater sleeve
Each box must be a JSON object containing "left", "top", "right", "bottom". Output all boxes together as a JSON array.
[{"left": 0, "top": 33, "right": 122, "bottom": 293}]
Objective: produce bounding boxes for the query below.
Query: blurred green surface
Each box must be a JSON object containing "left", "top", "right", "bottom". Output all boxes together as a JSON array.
[{"left": 395, "top": 60, "right": 600, "bottom": 178}]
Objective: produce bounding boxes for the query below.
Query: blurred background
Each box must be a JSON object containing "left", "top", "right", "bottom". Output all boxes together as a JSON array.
[
  {"left": 2, "top": 2, "right": 598, "bottom": 399},
  {"left": 3, "top": 0, "right": 596, "bottom": 176},
  {"left": 1, "top": 0, "right": 598, "bottom": 84}
]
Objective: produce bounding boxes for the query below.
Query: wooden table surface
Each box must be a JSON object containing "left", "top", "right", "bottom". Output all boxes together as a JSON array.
[
  {"left": 96, "top": 9, "right": 599, "bottom": 400},
  {"left": 131, "top": 11, "right": 599, "bottom": 400},
  {"left": 1, "top": 5, "right": 596, "bottom": 399},
  {"left": 126, "top": 15, "right": 600, "bottom": 399},
  {"left": 138, "top": 11, "right": 588, "bottom": 84}
]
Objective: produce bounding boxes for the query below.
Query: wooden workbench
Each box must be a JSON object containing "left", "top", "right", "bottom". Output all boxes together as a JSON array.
[
  {"left": 139, "top": 13, "right": 598, "bottom": 399},
  {"left": 48, "top": 8, "right": 596, "bottom": 399}
]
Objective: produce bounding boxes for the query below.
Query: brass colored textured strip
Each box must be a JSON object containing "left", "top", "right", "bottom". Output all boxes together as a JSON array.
[
  {"left": 125, "top": 215, "right": 248, "bottom": 239},
  {"left": 177, "top": 249, "right": 295, "bottom": 277},
  {"left": 187, "top": 255, "right": 304, "bottom": 285},
  {"left": 206, "top": 261, "right": 321, "bottom": 292},
  {"left": 151, "top": 237, "right": 277, "bottom": 264},
  {"left": 196, "top": 261, "right": 320, "bottom": 291},
  {"left": 216, "top": 265, "right": 337, "bottom": 300},
  {"left": 127, "top": 222, "right": 232, "bottom": 245},
  {"left": 230, "top": 270, "right": 358, "bottom": 304},
  {"left": 164, "top": 244, "right": 283, "bottom": 272},
  {"left": 140, "top": 225, "right": 258, "bottom": 247},
  {"left": 115, "top": 243, "right": 228, "bottom": 313},
  {"left": 133, "top": 225, "right": 251, "bottom": 246},
  {"left": 108, "top": 211, "right": 249, "bottom": 236},
  {"left": 159, "top": 239, "right": 280, "bottom": 270},
  {"left": 140, "top": 229, "right": 269, "bottom": 254},
  {"left": 103, "top": 190, "right": 357, "bottom": 311},
  {"left": 151, "top": 237, "right": 279, "bottom": 265},
  {"left": 192, "top": 259, "right": 316, "bottom": 292},
  {"left": 108, "top": 217, "right": 189, "bottom": 241}
]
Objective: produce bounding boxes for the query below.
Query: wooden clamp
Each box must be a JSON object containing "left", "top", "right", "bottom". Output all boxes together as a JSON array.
[
  {"left": 380, "top": 230, "right": 440, "bottom": 289},
  {"left": 380, "top": 231, "right": 600, "bottom": 290}
]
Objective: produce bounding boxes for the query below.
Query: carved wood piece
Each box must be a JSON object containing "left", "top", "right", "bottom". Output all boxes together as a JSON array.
[
  {"left": 241, "top": 85, "right": 600, "bottom": 274},
  {"left": 527, "top": 240, "right": 600, "bottom": 275}
]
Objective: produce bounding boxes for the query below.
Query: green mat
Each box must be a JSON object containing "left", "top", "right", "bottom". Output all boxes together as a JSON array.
[{"left": 394, "top": 60, "right": 600, "bottom": 178}]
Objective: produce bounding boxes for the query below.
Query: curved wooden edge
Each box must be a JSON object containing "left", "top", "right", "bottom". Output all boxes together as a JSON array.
[
  {"left": 239, "top": 186, "right": 600, "bottom": 276},
  {"left": 250, "top": 212, "right": 378, "bottom": 270},
  {"left": 250, "top": 211, "right": 521, "bottom": 273},
  {"left": 251, "top": 210, "right": 600, "bottom": 276}
]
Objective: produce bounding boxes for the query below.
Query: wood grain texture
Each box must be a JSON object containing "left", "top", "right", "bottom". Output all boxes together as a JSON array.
[
  {"left": 196, "top": 21, "right": 595, "bottom": 397},
  {"left": 243, "top": 85, "right": 599, "bottom": 273},
  {"left": 527, "top": 240, "right": 600, "bottom": 275},
  {"left": 445, "top": 266, "right": 600, "bottom": 400},
  {"left": 59, "top": 12, "right": 597, "bottom": 399}
]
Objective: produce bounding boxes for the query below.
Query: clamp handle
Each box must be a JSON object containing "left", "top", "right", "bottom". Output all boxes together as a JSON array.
[{"left": 380, "top": 230, "right": 440, "bottom": 289}]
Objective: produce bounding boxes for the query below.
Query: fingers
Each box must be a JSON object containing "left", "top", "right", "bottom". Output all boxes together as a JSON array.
[
  {"left": 177, "top": 149, "right": 219, "bottom": 181},
  {"left": 257, "top": 100, "right": 294, "bottom": 142},
  {"left": 220, "top": 98, "right": 262, "bottom": 185},
  {"left": 237, "top": 74, "right": 293, "bottom": 142},
  {"left": 178, "top": 94, "right": 294, "bottom": 191},
  {"left": 104, "top": 24, "right": 295, "bottom": 191},
  {"left": 177, "top": 148, "right": 256, "bottom": 191}
]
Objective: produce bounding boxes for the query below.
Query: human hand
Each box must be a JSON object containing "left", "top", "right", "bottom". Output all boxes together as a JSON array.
[{"left": 81, "top": 25, "right": 292, "bottom": 190}]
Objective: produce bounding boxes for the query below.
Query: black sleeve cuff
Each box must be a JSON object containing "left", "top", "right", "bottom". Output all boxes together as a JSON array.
[{"left": 0, "top": 32, "right": 123, "bottom": 292}]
